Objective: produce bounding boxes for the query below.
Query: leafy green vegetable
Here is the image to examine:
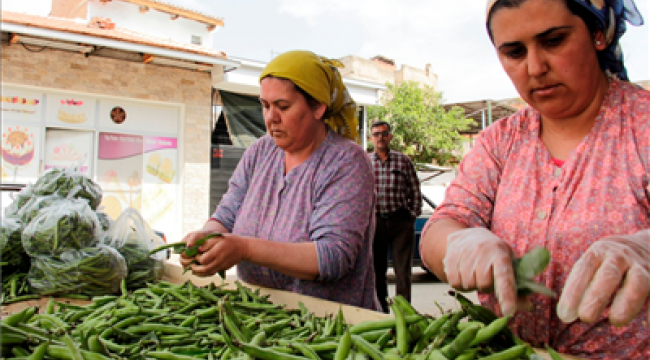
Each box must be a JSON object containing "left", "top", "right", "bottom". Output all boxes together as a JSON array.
[
  {"left": 513, "top": 247, "right": 556, "bottom": 298},
  {"left": 3, "top": 185, "right": 34, "bottom": 217},
  {"left": 1, "top": 217, "right": 30, "bottom": 276},
  {"left": 95, "top": 209, "right": 113, "bottom": 232},
  {"left": 16, "top": 194, "right": 67, "bottom": 225},
  {"left": 115, "top": 232, "right": 165, "bottom": 290},
  {"left": 101, "top": 208, "right": 167, "bottom": 290},
  {"left": 21, "top": 198, "right": 99, "bottom": 257},
  {"left": 32, "top": 167, "right": 103, "bottom": 210},
  {"left": 27, "top": 245, "right": 127, "bottom": 296}
]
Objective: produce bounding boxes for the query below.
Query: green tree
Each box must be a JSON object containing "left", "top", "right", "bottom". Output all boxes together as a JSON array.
[{"left": 367, "top": 81, "right": 473, "bottom": 165}]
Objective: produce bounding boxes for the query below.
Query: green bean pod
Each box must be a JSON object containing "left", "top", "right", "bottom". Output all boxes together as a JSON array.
[
  {"left": 477, "top": 344, "right": 528, "bottom": 360},
  {"left": 469, "top": 315, "right": 511, "bottom": 347},
  {"left": 440, "top": 323, "right": 480, "bottom": 359},
  {"left": 334, "top": 327, "right": 352, "bottom": 360},
  {"left": 351, "top": 334, "right": 385, "bottom": 360}
]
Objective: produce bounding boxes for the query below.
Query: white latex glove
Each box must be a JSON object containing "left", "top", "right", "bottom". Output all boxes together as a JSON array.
[
  {"left": 557, "top": 230, "right": 650, "bottom": 326},
  {"left": 444, "top": 227, "right": 518, "bottom": 316}
]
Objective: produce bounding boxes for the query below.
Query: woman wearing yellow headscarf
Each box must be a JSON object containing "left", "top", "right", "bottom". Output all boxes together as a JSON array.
[{"left": 180, "top": 50, "right": 381, "bottom": 311}]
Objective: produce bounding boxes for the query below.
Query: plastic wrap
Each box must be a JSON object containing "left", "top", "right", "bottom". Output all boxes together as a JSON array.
[
  {"left": 27, "top": 245, "right": 127, "bottom": 296},
  {"left": 95, "top": 208, "right": 113, "bottom": 233},
  {"left": 32, "top": 167, "right": 103, "bottom": 210},
  {"left": 102, "top": 208, "right": 166, "bottom": 290},
  {"left": 21, "top": 198, "right": 100, "bottom": 257},
  {"left": 0, "top": 217, "right": 30, "bottom": 275},
  {"left": 16, "top": 194, "right": 67, "bottom": 225},
  {"left": 3, "top": 184, "right": 34, "bottom": 218}
]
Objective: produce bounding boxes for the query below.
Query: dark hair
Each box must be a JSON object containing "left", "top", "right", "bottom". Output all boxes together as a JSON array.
[
  {"left": 370, "top": 120, "right": 391, "bottom": 132},
  {"left": 293, "top": 84, "right": 321, "bottom": 110},
  {"left": 486, "top": 0, "right": 600, "bottom": 43}
]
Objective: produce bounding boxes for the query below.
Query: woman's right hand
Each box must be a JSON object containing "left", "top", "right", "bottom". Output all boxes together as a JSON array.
[
  {"left": 178, "top": 229, "right": 221, "bottom": 269},
  {"left": 444, "top": 227, "right": 518, "bottom": 316}
]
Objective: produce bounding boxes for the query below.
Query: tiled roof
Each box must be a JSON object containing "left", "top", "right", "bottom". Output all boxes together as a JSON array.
[{"left": 1, "top": 11, "right": 227, "bottom": 59}]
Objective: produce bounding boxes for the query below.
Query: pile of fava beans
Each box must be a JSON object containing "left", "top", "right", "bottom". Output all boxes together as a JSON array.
[{"left": 2, "top": 280, "right": 553, "bottom": 360}]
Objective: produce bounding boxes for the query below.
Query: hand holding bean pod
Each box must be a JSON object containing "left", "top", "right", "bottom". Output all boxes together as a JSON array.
[
  {"left": 443, "top": 227, "right": 518, "bottom": 317},
  {"left": 179, "top": 231, "right": 231, "bottom": 279}
]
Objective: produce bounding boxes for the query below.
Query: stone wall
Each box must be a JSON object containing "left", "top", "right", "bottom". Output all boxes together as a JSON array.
[
  {"left": 50, "top": 0, "right": 88, "bottom": 19},
  {"left": 1, "top": 44, "right": 213, "bottom": 236},
  {"left": 338, "top": 55, "right": 438, "bottom": 90}
]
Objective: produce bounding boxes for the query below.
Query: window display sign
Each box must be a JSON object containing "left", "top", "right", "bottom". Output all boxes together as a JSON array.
[
  {"left": 46, "top": 93, "right": 97, "bottom": 127},
  {"left": 1, "top": 86, "right": 43, "bottom": 123},
  {"left": 1, "top": 122, "right": 41, "bottom": 184},
  {"left": 43, "top": 129, "right": 94, "bottom": 176},
  {"left": 141, "top": 136, "right": 178, "bottom": 238},
  {"left": 98, "top": 99, "right": 179, "bottom": 135},
  {"left": 97, "top": 132, "right": 143, "bottom": 220}
]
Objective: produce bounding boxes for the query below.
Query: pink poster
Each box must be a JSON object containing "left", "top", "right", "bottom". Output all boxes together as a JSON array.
[{"left": 97, "top": 132, "right": 143, "bottom": 220}]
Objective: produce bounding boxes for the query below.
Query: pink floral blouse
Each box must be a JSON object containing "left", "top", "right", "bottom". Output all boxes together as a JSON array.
[{"left": 424, "top": 79, "right": 649, "bottom": 359}]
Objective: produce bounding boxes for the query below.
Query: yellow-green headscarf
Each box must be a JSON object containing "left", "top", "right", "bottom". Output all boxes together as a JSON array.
[{"left": 259, "top": 50, "right": 359, "bottom": 142}]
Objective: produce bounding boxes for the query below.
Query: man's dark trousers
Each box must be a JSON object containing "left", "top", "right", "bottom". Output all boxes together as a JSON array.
[{"left": 373, "top": 208, "right": 415, "bottom": 313}]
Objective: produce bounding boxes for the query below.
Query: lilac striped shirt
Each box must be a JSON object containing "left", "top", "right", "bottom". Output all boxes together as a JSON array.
[{"left": 213, "top": 129, "right": 381, "bottom": 311}]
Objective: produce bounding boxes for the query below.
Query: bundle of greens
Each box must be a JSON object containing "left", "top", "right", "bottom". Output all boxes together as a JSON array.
[
  {"left": 27, "top": 245, "right": 127, "bottom": 296},
  {"left": 102, "top": 208, "right": 166, "bottom": 290},
  {"left": 3, "top": 184, "right": 34, "bottom": 218},
  {"left": 16, "top": 194, "right": 67, "bottom": 225},
  {"left": 32, "top": 167, "right": 103, "bottom": 210},
  {"left": 21, "top": 198, "right": 99, "bottom": 257},
  {"left": 1, "top": 217, "right": 30, "bottom": 276},
  {"left": 116, "top": 233, "right": 166, "bottom": 290},
  {"left": 95, "top": 209, "right": 113, "bottom": 232}
]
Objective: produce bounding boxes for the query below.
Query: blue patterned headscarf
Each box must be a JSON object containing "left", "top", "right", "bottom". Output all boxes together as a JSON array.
[{"left": 486, "top": 0, "right": 644, "bottom": 81}]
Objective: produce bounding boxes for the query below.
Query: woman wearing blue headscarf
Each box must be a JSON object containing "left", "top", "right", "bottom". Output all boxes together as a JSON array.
[{"left": 419, "top": 0, "right": 648, "bottom": 358}]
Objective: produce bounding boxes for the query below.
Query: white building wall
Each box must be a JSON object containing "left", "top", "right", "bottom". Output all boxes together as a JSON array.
[
  {"left": 87, "top": 0, "right": 214, "bottom": 47},
  {"left": 3, "top": 0, "right": 52, "bottom": 16}
]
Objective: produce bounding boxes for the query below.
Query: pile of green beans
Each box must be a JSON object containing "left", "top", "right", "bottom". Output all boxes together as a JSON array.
[{"left": 2, "top": 279, "right": 543, "bottom": 360}]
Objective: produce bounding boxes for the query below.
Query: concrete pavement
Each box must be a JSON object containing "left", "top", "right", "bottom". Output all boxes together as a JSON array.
[{"left": 387, "top": 267, "right": 479, "bottom": 316}]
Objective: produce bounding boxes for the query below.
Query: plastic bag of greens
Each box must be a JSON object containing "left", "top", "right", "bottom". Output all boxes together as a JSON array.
[
  {"left": 0, "top": 217, "right": 30, "bottom": 276},
  {"left": 4, "top": 184, "right": 34, "bottom": 218},
  {"left": 102, "top": 208, "right": 166, "bottom": 290},
  {"left": 16, "top": 194, "right": 67, "bottom": 225},
  {"left": 95, "top": 208, "right": 113, "bottom": 233},
  {"left": 27, "top": 244, "right": 127, "bottom": 296},
  {"left": 21, "top": 198, "right": 100, "bottom": 257},
  {"left": 32, "top": 167, "right": 103, "bottom": 210}
]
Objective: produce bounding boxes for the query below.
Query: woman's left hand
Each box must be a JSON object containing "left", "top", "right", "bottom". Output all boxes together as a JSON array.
[{"left": 557, "top": 230, "right": 650, "bottom": 326}]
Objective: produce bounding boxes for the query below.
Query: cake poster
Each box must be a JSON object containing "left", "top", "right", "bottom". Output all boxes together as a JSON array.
[
  {"left": 97, "top": 132, "right": 143, "bottom": 220},
  {"left": 1, "top": 122, "right": 41, "bottom": 184},
  {"left": 43, "top": 129, "right": 94, "bottom": 177},
  {"left": 0, "top": 86, "right": 43, "bottom": 123},
  {"left": 46, "top": 93, "right": 96, "bottom": 127}
]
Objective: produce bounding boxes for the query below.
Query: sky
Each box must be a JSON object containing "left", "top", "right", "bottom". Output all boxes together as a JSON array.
[{"left": 167, "top": 0, "right": 649, "bottom": 104}]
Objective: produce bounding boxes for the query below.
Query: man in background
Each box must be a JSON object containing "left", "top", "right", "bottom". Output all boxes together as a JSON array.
[{"left": 369, "top": 120, "right": 422, "bottom": 313}]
